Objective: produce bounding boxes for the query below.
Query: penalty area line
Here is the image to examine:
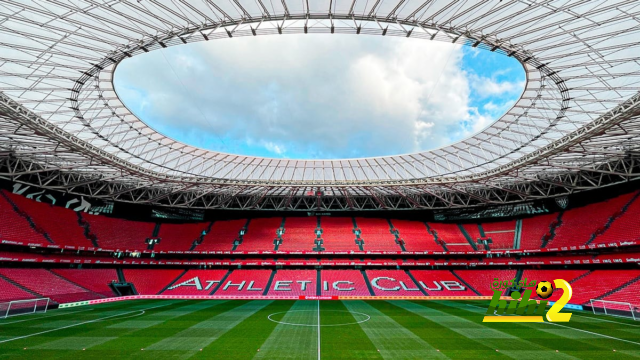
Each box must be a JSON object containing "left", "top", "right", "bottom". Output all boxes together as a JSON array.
[
  {"left": 0, "top": 302, "right": 174, "bottom": 344},
  {"left": 462, "top": 303, "right": 640, "bottom": 346},
  {"left": 0, "top": 308, "right": 94, "bottom": 325},
  {"left": 543, "top": 321, "right": 640, "bottom": 347},
  {"left": 572, "top": 313, "right": 640, "bottom": 327}
]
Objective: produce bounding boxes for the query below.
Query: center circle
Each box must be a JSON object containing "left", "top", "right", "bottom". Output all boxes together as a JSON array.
[{"left": 267, "top": 310, "right": 371, "bottom": 327}]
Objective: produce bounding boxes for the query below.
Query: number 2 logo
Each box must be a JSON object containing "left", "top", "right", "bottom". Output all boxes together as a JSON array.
[{"left": 546, "top": 279, "right": 573, "bottom": 322}]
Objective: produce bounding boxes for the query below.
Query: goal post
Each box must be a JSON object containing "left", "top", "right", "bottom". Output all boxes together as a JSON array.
[
  {"left": 590, "top": 299, "right": 639, "bottom": 321},
  {"left": 0, "top": 298, "right": 50, "bottom": 319}
]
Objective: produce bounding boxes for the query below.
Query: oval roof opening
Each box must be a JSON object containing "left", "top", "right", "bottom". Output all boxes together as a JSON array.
[{"left": 114, "top": 34, "right": 524, "bottom": 160}]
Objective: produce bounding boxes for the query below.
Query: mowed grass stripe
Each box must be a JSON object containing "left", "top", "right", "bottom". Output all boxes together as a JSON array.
[
  {"left": 319, "top": 300, "right": 382, "bottom": 359},
  {"left": 0, "top": 300, "right": 178, "bottom": 337},
  {"left": 253, "top": 300, "right": 319, "bottom": 360},
  {"left": 89, "top": 300, "right": 232, "bottom": 352},
  {"left": 0, "top": 300, "right": 187, "bottom": 359},
  {"left": 344, "top": 300, "right": 448, "bottom": 360},
  {"left": 194, "top": 300, "right": 297, "bottom": 359},
  {"left": 437, "top": 301, "right": 640, "bottom": 358},
  {"left": 369, "top": 301, "right": 506, "bottom": 360},
  {"left": 389, "top": 300, "right": 578, "bottom": 360},
  {"left": 144, "top": 300, "right": 273, "bottom": 355},
  {"left": 0, "top": 300, "right": 180, "bottom": 347}
]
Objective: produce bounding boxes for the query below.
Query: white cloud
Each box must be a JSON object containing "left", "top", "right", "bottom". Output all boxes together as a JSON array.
[
  {"left": 469, "top": 73, "right": 525, "bottom": 98},
  {"left": 114, "top": 34, "right": 520, "bottom": 159}
]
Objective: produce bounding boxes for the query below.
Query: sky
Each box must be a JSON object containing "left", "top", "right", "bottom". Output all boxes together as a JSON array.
[{"left": 114, "top": 34, "right": 525, "bottom": 160}]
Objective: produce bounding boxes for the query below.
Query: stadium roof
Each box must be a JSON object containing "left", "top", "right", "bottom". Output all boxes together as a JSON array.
[{"left": 0, "top": 0, "right": 639, "bottom": 210}]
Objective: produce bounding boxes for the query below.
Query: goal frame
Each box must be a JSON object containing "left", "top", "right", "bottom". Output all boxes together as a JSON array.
[
  {"left": 590, "top": 299, "right": 638, "bottom": 321},
  {"left": 0, "top": 298, "right": 50, "bottom": 319}
]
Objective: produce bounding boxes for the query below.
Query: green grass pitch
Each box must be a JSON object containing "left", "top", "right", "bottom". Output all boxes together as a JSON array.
[{"left": 1, "top": 299, "right": 639, "bottom": 359}]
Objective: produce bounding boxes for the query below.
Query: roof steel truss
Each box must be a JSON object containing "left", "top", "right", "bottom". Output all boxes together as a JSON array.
[{"left": 0, "top": 0, "right": 639, "bottom": 210}]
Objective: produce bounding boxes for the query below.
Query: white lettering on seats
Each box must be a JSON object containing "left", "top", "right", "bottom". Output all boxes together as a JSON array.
[
  {"left": 419, "top": 281, "right": 442, "bottom": 291},
  {"left": 297, "top": 280, "right": 311, "bottom": 291},
  {"left": 274, "top": 281, "right": 292, "bottom": 291},
  {"left": 333, "top": 281, "right": 355, "bottom": 291},
  {"left": 204, "top": 280, "right": 219, "bottom": 290},
  {"left": 400, "top": 281, "right": 420, "bottom": 291},
  {"left": 223, "top": 280, "right": 246, "bottom": 291},
  {"left": 441, "top": 281, "right": 466, "bottom": 291},
  {"left": 247, "top": 281, "right": 262, "bottom": 291},
  {"left": 371, "top": 277, "right": 400, "bottom": 291},
  {"left": 168, "top": 277, "right": 202, "bottom": 290}
]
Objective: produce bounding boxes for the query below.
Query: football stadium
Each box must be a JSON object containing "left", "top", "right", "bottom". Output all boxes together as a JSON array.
[{"left": 1, "top": 0, "right": 640, "bottom": 359}]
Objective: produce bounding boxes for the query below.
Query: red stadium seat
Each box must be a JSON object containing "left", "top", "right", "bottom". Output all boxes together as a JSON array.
[
  {"left": 5, "top": 193, "right": 92, "bottom": 248},
  {"left": 320, "top": 217, "right": 359, "bottom": 251},
  {"left": 279, "top": 217, "right": 317, "bottom": 251},
  {"left": 365, "top": 270, "right": 423, "bottom": 296},
  {"left": 520, "top": 213, "right": 557, "bottom": 249},
  {"left": 84, "top": 213, "right": 155, "bottom": 250},
  {"left": 51, "top": 269, "right": 118, "bottom": 297},
  {"left": 454, "top": 269, "right": 516, "bottom": 296},
  {"left": 238, "top": 218, "right": 281, "bottom": 251},
  {"left": 161, "top": 269, "right": 229, "bottom": 295},
  {"left": 428, "top": 223, "right": 474, "bottom": 251},
  {"left": 198, "top": 219, "right": 247, "bottom": 251},
  {"left": 155, "top": 222, "right": 210, "bottom": 252},
  {"left": 122, "top": 269, "right": 184, "bottom": 295},
  {"left": 0, "top": 268, "right": 103, "bottom": 304},
  {"left": 391, "top": 220, "right": 442, "bottom": 251},
  {"left": 214, "top": 269, "right": 272, "bottom": 296},
  {"left": 321, "top": 270, "right": 370, "bottom": 296},
  {"left": 551, "top": 193, "right": 634, "bottom": 247},
  {"left": 0, "top": 276, "right": 38, "bottom": 302},
  {"left": 356, "top": 218, "right": 401, "bottom": 251},
  {"left": 410, "top": 270, "right": 478, "bottom": 296},
  {"left": 267, "top": 270, "right": 317, "bottom": 297},
  {"left": 0, "top": 191, "right": 49, "bottom": 245}
]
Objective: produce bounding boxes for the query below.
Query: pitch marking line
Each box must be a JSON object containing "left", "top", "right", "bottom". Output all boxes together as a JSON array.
[
  {"left": 267, "top": 310, "right": 371, "bottom": 327},
  {"left": 462, "top": 303, "right": 640, "bottom": 347},
  {"left": 573, "top": 313, "right": 640, "bottom": 327},
  {"left": 0, "top": 302, "right": 174, "bottom": 344},
  {"left": 0, "top": 308, "right": 94, "bottom": 325},
  {"left": 544, "top": 321, "right": 640, "bottom": 347}
]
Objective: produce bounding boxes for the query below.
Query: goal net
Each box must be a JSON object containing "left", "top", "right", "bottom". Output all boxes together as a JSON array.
[
  {"left": 590, "top": 299, "right": 639, "bottom": 321},
  {"left": 0, "top": 298, "right": 50, "bottom": 319}
]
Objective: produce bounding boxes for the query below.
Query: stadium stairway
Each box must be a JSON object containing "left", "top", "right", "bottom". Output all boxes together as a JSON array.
[
  {"left": 404, "top": 269, "right": 428, "bottom": 296},
  {"left": 570, "top": 270, "right": 593, "bottom": 284},
  {"left": 189, "top": 222, "right": 214, "bottom": 251},
  {"left": 387, "top": 220, "right": 407, "bottom": 251},
  {"left": 542, "top": 213, "right": 563, "bottom": 248},
  {"left": 450, "top": 270, "right": 482, "bottom": 296},
  {"left": 457, "top": 225, "right": 478, "bottom": 250},
  {"left": 148, "top": 223, "right": 161, "bottom": 250},
  {"left": 1, "top": 191, "right": 52, "bottom": 244},
  {"left": 262, "top": 270, "right": 277, "bottom": 296},
  {"left": 231, "top": 219, "right": 251, "bottom": 251},
  {"left": 513, "top": 219, "right": 522, "bottom": 249},
  {"left": 77, "top": 213, "right": 99, "bottom": 248},
  {"left": 158, "top": 270, "right": 189, "bottom": 294},
  {"left": 0, "top": 273, "right": 42, "bottom": 299},
  {"left": 209, "top": 270, "right": 233, "bottom": 295},
  {"left": 360, "top": 269, "right": 376, "bottom": 296},
  {"left": 588, "top": 190, "right": 640, "bottom": 245},
  {"left": 48, "top": 270, "right": 106, "bottom": 299},
  {"left": 425, "top": 223, "right": 448, "bottom": 251},
  {"left": 273, "top": 218, "right": 286, "bottom": 251}
]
